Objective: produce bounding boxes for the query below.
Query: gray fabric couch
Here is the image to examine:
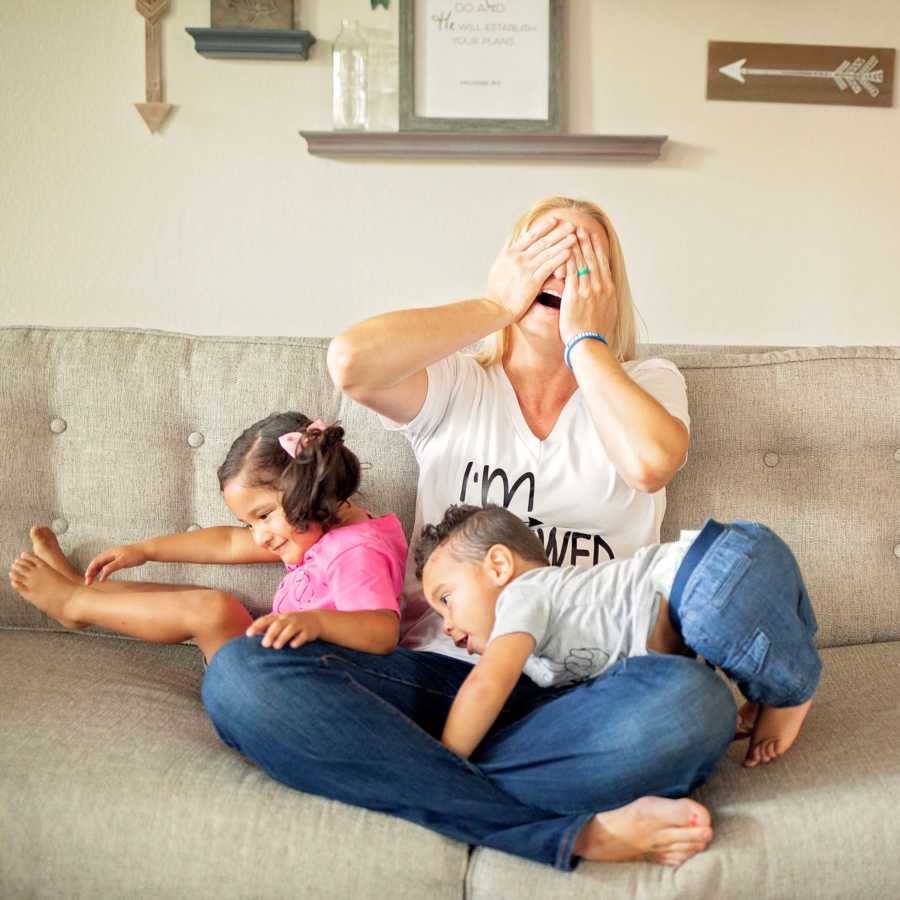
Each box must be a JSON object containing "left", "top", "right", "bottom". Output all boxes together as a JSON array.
[{"left": 1, "top": 326, "right": 898, "bottom": 899}]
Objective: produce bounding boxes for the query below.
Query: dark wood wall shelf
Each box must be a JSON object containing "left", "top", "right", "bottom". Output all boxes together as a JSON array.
[
  {"left": 187, "top": 28, "right": 316, "bottom": 60},
  {"left": 300, "top": 131, "right": 667, "bottom": 161}
]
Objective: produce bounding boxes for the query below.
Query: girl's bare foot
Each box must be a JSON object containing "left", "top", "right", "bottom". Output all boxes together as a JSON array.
[
  {"left": 744, "top": 699, "right": 813, "bottom": 768},
  {"left": 29, "top": 525, "right": 81, "bottom": 583},
  {"left": 9, "top": 552, "right": 86, "bottom": 630},
  {"left": 572, "top": 796, "right": 713, "bottom": 867}
]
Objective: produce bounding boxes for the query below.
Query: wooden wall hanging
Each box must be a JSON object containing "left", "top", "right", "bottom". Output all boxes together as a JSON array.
[
  {"left": 135, "top": 0, "right": 175, "bottom": 132},
  {"left": 707, "top": 40, "right": 894, "bottom": 108}
]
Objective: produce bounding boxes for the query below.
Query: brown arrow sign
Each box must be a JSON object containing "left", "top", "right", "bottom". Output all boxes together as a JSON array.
[
  {"left": 135, "top": 0, "right": 174, "bottom": 132},
  {"left": 708, "top": 41, "right": 894, "bottom": 108}
]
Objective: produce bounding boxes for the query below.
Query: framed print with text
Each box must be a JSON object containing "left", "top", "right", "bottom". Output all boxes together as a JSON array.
[{"left": 399, "top": 0, "right": 562, "bottom": 132}]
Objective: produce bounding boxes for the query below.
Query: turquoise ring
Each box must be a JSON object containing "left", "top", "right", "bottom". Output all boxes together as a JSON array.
[{"left": 576, "top": 266, "right": 590, "bottom": 277}]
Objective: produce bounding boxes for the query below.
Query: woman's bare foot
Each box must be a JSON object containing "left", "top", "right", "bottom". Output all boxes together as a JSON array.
[
  {"left": 744, "top": 699, "right": 813, "bottom": 768},
  {"left": 29, "top": 525, "right": 81, "bottom": 583},
  {"left": 572, "top": 796, "right": 713, "bottom": 867},
  {"left": 9, "top": 552, "right": 86, "bottom": 629}
]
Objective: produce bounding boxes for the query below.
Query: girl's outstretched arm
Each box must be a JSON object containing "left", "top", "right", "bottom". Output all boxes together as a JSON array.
[{"left": 85, "top": 526, "right": 281, "bottom": 584}]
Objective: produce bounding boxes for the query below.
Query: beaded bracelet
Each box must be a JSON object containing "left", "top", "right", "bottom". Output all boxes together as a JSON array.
[{"left": 564, "top": 331, "right": 608, "bottom": 370}]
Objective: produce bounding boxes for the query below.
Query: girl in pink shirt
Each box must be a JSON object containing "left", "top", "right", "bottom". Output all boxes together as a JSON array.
[{"left": 10, "top": 412, "right": 406, "bottom": 662}]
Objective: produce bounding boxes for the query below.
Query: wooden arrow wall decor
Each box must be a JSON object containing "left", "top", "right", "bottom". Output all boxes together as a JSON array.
[
  {"left": 135, "top": 0, "right": 175, "bottom": 132},
  {"left": 708, "top": 40, "right": 894, "bottom": 108}
]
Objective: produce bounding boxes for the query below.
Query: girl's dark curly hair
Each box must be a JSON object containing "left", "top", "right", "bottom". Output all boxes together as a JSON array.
[{"left": 217, "top": 411, "right": 361, "bottom": 533}]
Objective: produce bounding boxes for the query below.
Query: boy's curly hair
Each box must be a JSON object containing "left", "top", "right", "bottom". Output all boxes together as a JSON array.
[{"left": 414, "top": 504, "right": 548, "bottom": 580}]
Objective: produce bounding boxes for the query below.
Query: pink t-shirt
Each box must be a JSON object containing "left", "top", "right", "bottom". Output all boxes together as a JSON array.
[{"left": 271, "top": 514, "right": 407, "bottom": 618}]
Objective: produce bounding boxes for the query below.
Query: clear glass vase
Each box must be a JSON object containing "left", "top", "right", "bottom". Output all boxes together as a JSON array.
[
  {"left": 363, "top": 25, "right": 399, "bottom": 132},
  {"left": 332, "top": 19, "right": 368, "bottom": 131}
]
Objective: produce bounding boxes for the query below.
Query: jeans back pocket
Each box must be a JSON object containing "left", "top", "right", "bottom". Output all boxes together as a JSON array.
[{"left": 686, "top": 535, "right": 753, "bottom": 611}]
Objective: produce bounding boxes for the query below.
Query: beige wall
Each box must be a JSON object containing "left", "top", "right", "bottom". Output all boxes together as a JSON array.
[{"left": 1, "top": 0, "right": 898, "bottom": 346}]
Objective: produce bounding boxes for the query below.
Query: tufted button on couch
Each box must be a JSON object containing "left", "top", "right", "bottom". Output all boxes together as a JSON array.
[{"left": 1, "top": 327, "right": 898, "bottom": 899}]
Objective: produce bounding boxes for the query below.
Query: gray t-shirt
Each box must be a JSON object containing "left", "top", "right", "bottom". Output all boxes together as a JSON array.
[{"left": 488, "top": 534, "right": 697, "bottom": 688}]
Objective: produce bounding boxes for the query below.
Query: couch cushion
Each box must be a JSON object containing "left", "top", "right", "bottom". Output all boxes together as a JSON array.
[
  {"left": 4, "top": 632, "right": 898, "bottom": 899},
  {"left": 466, "top": 640, "right": 900, "bottom": 900},
  {"left": 0, "top": 631, "right": 467, "bottom": 900}
]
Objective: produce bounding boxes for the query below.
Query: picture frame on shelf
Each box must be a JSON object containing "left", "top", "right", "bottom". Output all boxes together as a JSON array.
[
  {"left": 399, "top": 0, "right": 561, "bottom": 133},
  {"left": 211, "top": 0, "right": 294, "bottom": 30}
]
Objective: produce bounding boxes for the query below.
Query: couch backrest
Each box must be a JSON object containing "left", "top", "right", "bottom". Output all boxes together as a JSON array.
[
  {"left": 1, "top": 327, "right": 897, "bottom": 648},
  {"left": 654, "top": 345, "right": 899, "bottom": 648}
]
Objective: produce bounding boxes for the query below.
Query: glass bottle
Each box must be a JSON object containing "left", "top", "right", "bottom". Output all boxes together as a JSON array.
[
  {"left": 332, "top": 19, "right": 368, "bottom": 131},
  {"left": 363, "top": 25, "right": 399, "bottom": 131}
]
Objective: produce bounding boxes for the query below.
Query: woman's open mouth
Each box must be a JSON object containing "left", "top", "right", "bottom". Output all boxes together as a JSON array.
[{"left": 535, "top": 291, "right": 561, "bottom": 310}]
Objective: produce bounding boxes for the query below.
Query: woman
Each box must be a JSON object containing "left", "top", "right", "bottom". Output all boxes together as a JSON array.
[{"left": 202, "top": 196, "right": 736, "bottom": 872}]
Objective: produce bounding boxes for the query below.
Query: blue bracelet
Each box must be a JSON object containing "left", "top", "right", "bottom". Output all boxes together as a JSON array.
[{"left": 564, "top": 331, "right": 608, "bottom": 370}]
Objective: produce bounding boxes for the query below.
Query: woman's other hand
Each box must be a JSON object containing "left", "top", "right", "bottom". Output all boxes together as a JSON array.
[
  {"left": 559, "top": 227, "right": 618, "bottom": 345},
  {"left": 84, "top": 544, "right": 148, "bottom": 585},
  {"left": 486, "top": 216, "right": 576, "bottom": 323}
]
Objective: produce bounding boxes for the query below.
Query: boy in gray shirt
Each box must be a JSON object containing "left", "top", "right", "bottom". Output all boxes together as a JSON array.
[{"left": 414, "top": 504, "right": 821, "bottom": 770}]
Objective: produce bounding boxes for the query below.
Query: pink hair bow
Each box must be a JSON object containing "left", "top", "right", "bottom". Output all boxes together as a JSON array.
[{"left": 278, "top": 419, "right": 327, "bottom": 459}]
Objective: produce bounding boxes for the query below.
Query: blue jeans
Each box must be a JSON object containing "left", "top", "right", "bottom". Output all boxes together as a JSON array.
[
  {"left": 202, "top": 637, "right": 736, "bottom": 871},
  {"left": 668, "top": 519, "right": 822, "bottom": 708}
]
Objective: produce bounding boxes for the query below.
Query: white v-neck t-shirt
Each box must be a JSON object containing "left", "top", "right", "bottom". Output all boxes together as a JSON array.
[{"left": 380, "top": 352, "right": 690, "bottom": 662}]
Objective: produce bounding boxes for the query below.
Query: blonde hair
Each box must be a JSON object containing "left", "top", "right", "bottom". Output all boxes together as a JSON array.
[{"left": 472, "top": 196, "right": 638, "bottom": 367}]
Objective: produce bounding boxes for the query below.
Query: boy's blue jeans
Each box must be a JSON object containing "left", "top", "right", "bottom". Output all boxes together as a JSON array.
[
  {"left": 202, "top": 636, "right": 736, "bottom": 871},
  {"left": 668, "top": 519, "right": 822, "bottom": 708}
]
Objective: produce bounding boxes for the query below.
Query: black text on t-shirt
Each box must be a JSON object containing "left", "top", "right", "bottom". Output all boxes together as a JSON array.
[{"left": 457, "top": 460, "right": 615, "bottom": 565}]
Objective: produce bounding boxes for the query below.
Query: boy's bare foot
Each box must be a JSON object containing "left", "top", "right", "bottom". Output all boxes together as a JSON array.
[
  {"left": 572, "top": 796, "right": 713, "bottom": 867},
  {"left": 9, "top": 552, "right": 86, "bottom": 630},
  {"left": 29, "top": 525, "right": 81, "bottom": 583},
  {"left": 744, "top": 699, "right": 813, "bottom": 768},
  {"left": 734, "top": 700, "right": 759, "bottom": 740}
]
